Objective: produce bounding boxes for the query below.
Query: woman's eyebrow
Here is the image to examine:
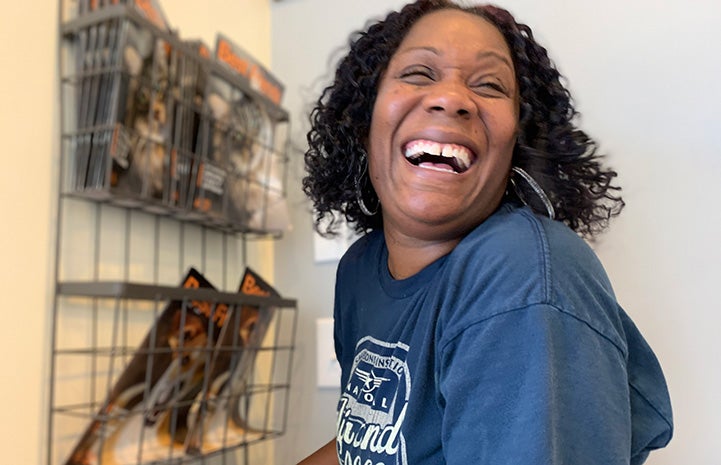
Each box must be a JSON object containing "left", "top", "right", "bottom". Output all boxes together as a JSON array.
[
  {"left": 397, "top": 45, "right": 440, "bottom": 55},
  {"left": 476, "top": 50, "right": 514, "bottom": 70},
  {"left": 397, "top": 46, "right": 513, "bottom": 70}
]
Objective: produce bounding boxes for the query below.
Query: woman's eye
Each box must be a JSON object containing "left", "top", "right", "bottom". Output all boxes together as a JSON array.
[
  {"left": 399, "top": 67, "right": 435, "bottom": 83},
  {"left": 472, "top": 81, "right": 508, "bottom": 96}
]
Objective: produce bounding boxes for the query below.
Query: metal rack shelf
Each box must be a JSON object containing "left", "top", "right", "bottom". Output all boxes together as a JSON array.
[{"left": 57, "top": 281, "right": 297, "bottom": 307}]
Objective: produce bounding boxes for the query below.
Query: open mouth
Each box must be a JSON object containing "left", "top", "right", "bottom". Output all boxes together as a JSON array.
[{"left": 404, "top": 139, "right": 474, "bottom": 174}]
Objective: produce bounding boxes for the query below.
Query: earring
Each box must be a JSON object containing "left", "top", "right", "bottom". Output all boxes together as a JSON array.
[
  {"left": 510, "top": 166, "right": 555, "bottom": 220},
  {"left": 355, "top": 155, "right": 379, "bottom": 216}
]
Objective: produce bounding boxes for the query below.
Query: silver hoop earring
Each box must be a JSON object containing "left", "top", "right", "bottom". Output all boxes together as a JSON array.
[
  {"left": 510, "top": 166, "right": 555, "bottom": 220},
  {"left": 355, "top": 156, "right": 379, "bottom": 216}
]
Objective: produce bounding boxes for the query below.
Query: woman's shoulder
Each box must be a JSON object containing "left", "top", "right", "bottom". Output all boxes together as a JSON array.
[
  {"left": 444, "top": 204, "right": 621, "bottom": 337},
  {"left": 455, "top": 204, "right": 612, "bottom": 291}
]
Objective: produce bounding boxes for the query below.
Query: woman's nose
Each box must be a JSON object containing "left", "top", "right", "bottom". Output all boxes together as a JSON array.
[{"left": 423, "top": 80, "right": 474, "bottom": 118}]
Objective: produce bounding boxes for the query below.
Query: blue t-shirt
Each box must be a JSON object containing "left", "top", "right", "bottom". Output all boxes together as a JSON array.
[{"left": 333, "top": 204, "right": 672, "bottom": 465}]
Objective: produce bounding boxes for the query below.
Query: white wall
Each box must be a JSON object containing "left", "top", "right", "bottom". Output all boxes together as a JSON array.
[
  {"left": 271, "top": 1, "right": 721, "bottom": 464},
  {"left": 0, "top": 1, "right": 273, "bottom": 464}
]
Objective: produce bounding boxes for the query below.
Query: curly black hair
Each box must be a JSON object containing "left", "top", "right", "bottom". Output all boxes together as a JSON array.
[{"left": 303, "top": 0, "right": 624, "bottom": 238}]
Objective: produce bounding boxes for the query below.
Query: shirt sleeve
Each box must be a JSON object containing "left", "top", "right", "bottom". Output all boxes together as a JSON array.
[{"left": 437, "top": 303, "right": 632, "bottom": 465}]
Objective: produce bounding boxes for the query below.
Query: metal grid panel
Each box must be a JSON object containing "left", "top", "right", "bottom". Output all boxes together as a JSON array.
[{"left": 50, "top": 3, "right": 297, "bottom": 465}]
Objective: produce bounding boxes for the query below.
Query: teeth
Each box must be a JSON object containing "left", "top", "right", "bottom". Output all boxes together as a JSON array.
[
  {"left": 404, "top": 139, "right": 473, "bottom": 172},
  {"left": 441, "top": 145, "right": 471, "bottom": 170},
  {"left": 405, "top": 140, "right": 442, "bottom": 157}
]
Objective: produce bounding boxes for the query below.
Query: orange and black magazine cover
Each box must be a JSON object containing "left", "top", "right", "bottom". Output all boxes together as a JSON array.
[
  {"left": 185, "top": 267, "right": 280, "bottom": 454},
  {"left": 64, "top": 268, "right": 220, "bottom": 465},
  {"left": 64, "top": 267, "right": 281, "bottom": 465},
  {"left": 214, "top": 33, "right": 284, "bottom": 106}
]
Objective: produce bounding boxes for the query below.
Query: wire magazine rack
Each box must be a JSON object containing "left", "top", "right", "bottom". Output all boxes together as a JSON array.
[
  {"left": 50, "top": 2, "right": 298, "bottom": 465},
  {"left": 51, "top": 276, "right": 298, "bottom": 465},
  {"left": 59, "top": 1, "right": 291, "bottom": 235}
]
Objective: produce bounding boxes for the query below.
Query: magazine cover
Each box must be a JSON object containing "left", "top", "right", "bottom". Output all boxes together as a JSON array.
[
  {"left": 205, "top": 36, "right": 289, "bottom": 231},
  {"left": 223, "top": 97, "right": 272, "bottom": 229},
  {"left": 167, "top": 40, "right": 209, "bottom": 211},
  {"left": 73, "top": 23, "right": 99, "bottom": 190},
  {"left": 229, "top": 112, "right": 290, "bottom": 234},
  {"left": 188, "top": 155, "right": 227, "bottom": 223},
  {"left": 83, "top": 19, "right": 114, "bottom": 191},
  {"left": 185, "top": 267, "right": 280, "bottom": 455},
  {"left": 84, "top": 17, "right": 129, "bottom": 191},
  {"left": 98, "top": 16, "right": 133, "bottom": 191},
  {"left": 64, "top": 268, "right": 222, "bottom": 465},
  {"left": 131, "top": 0, "right": 170, "bottom": 31},
  {"left": 242, "top": 126, "right": 291, "bottom": 234},
  {"left": 214, "top": 33, "right": 284, "bottom": 106},
  {"left": 109, "top": 20, "right": 173, "bottom": 204},
  {"left": 186, "top": 74, "right": 238, "bottom": 222},
  {"left": 192, "top": 70, "right": 287, "bottom": 230},
  {"left": 64, "top": 267, "right": 283, "bottom": 464}
]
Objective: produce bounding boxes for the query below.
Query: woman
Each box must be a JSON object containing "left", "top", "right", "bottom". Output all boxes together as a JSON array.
[{"left": 300, "top": 1, "right": 673, "bottom": 464}]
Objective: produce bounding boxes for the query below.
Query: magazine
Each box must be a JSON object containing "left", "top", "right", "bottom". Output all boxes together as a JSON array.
[
  {"left": 85, "top": 17, "right": 129, "bottom": 191},
  {"left": 192, "top": 70, "right": 287, "bottom": 230},
  {"left": 214, "top": 33, "right": 284, "bottom": 105},
  {"left": 185, "top": 267, "right": 280, "bottom": 454},
  {"left": 64, "top": 267, "right": 283, "bottom": 464},
  {"left": 64, "top": 268, "right": 219, "bottom": 465},
  {"left": 225, "top": 98, "right": 272, "bottom": 229},
  {"left": 187, "top": 74, "right": 239, "bottom": 222},
  {"left": 83, "top": 19, "right": 113, "bottom": 191},
  {"left": 205, "top": 34, "right": 289, "bottom": 231},
  {"left": 131, "top": 0, "right": 170, "bottom": 31},
  {"left": 188, "top": 155, "right": 227, "bottom": 223},
  {"left": 109, "top": 20, "right": 173, "bottom": 204},
  {"left": 73, "top": 23, "right": 99, "bottom": 190},
  {"left": 167, "top": 40, "right": 209, "bottom": 210}
]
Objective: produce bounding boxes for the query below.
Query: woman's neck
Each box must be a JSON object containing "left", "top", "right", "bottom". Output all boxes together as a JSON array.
[{"left": 383, "top": 230, "right": 460, "bottom": 280}]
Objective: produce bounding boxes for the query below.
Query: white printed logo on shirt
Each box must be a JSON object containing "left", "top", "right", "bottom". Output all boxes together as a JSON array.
[{"left": 336, "top": 336, "right": 410, "bottom": 465}]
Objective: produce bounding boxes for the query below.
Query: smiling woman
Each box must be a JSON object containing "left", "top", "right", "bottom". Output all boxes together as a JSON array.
[
  {"left": 304, "top": 1, "right": 624, "bottom": 240},
  {"left": 299, "top": 1, "right": 673, "bottom": 464},
  {"left": 366, "top": 9, "right": 518, "bottom": 273}
]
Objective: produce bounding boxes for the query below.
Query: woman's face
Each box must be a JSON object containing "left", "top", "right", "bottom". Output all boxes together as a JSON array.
[{"left": 367, "top": 8, "right": 519, "bottom": 242}]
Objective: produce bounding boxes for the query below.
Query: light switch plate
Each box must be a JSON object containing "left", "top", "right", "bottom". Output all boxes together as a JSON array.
[{"left": 316, "top": 318, "right": 341, "bottom": 389}]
